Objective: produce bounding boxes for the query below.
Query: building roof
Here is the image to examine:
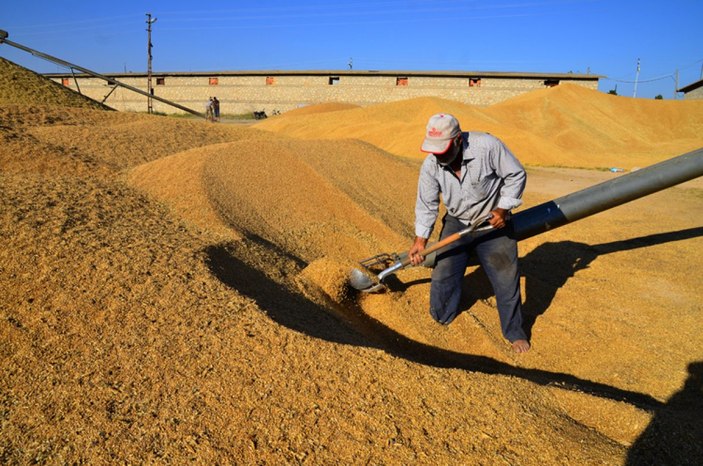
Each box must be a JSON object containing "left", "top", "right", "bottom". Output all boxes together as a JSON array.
[
  {"left": 44, "top": 69, "right": 601, "bottom": 81},
  {"left": 677, "top": 78, "right": 703, "bottom": 94}
]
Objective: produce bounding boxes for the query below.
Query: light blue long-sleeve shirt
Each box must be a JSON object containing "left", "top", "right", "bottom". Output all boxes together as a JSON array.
[{"left": 414, "top": 131, "right": 526, "bottom": 239}]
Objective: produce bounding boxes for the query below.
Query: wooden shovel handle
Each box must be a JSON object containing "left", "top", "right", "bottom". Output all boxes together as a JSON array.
[{"left": 399, "top": 217, "right": 491, "bottom": 267}]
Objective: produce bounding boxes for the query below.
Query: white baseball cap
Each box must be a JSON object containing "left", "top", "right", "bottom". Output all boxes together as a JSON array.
[{"left": 421, "top": 113, "right": 461, "bottom": 154}]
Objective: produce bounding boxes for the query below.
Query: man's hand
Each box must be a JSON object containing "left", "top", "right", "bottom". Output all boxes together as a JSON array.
[
  {"left": 488, "top": 208, "right": 509, "bottom": 229},
  {"left": 408, "top": 237, "right": 428, "bottom": 266}
]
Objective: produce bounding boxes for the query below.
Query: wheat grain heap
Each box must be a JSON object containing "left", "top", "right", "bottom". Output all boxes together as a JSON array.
[{"left": 1, "top": 56, "right": 702, "bottom": 464}]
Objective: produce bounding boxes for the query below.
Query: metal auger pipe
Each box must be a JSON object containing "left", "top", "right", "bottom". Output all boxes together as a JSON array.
[
  {"left": 0, "top": 29, "right": 206, "bottom": 119},
  {"left": 511, "top": 148, "right": 703, "bottom": 241}
]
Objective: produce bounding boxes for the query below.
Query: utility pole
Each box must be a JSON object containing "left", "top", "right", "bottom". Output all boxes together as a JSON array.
[
  {"left": 146, "top": 13, "right": 157, "bottom": 114},
  {"left": 633, "top": 58, "right": 640, "bottom": 98},
  {"left": 674, "top": 69, "right": 679, "bottom": 99}
]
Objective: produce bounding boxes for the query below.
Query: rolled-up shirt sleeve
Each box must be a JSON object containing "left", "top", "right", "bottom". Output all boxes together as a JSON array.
[
  {"left": 414, "top": 157, "right": 441, "bottom": 238},
  {"left": 491, "top": 137, "right": 526, "bottom": 211}
]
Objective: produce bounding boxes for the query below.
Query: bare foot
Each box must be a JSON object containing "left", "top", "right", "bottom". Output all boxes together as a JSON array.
[{"left": 511, "top": 339, "right": 531, "bottom": 353}]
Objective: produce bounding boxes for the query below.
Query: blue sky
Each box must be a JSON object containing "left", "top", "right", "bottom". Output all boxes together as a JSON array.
[{"left": 1, "top": 0, "right": 701, "bottom": 99}]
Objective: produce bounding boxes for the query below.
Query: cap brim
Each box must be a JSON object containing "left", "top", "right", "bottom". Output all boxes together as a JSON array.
[{"left": 421, "top": 138, "right": 452, "bottom": 154}]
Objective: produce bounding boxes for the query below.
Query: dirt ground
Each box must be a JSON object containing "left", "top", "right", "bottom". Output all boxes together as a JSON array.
[{"left": 1, "top": 56, "right": 702, "bottom": 464}]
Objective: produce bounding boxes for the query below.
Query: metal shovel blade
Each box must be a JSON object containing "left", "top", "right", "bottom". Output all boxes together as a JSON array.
[
  {"left": 349, "top": 267, "right": 385, "bottom": 293},
  {"left": 348, "top": 215, "right": 494, "bottom": 294}
]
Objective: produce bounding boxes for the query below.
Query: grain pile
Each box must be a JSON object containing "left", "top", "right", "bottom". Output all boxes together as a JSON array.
[
  {"left": 0, "top": 57, "right": 108, "bottom": 109},
  {"left": 1, "top": 56, "right": 702, "bottom": 464},
  {"left": 283, "top": 102, "right": 360, "bottom": 117},
  {"left": 256, "top": 83, "right": 703, "bottom": 169}
]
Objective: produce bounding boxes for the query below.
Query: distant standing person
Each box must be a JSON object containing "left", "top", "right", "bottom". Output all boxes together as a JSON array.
[
  {"left": 205, "top": 97, "right": 214, "bottom": 122},
  {"left": 408, "top": 113, "right": 531, "bottom": 353},
  {"left": 213, "top": 97, "right": 220, "bottom": 122}
]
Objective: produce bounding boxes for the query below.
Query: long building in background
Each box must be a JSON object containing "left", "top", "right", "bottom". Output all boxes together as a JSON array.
[{"left": 45, "top": 69, "right": 600, "bottom": 116}]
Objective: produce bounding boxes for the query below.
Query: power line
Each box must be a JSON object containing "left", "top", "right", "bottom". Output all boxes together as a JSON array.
[
  {"left": 606, "top": 58, "right": 703, "bottom": 84},
  {"left": 605, "top": 73, "right": 675, "bottom": 84}
]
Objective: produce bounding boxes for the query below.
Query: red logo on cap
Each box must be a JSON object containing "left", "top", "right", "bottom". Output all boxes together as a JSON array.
[{"left": 428, "top": 127, "right": 443, "bottom": 137}]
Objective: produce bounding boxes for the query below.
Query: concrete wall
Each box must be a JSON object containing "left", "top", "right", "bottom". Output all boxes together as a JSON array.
[{"left": 50, "top": 72, "right": 599, "bottom": 116}]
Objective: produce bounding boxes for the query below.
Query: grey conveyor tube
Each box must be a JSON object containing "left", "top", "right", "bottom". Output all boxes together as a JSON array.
[
  {"left": 511, "top": 148, "right": 703, "bottom": 241},
  {"left": 0, "top": 29, "right": 206, "bottom": 119}
]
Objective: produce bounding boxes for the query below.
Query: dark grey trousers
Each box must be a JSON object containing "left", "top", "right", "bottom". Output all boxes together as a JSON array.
[{"left": 429, "top": 215, "right": 527, "bottom": 342}]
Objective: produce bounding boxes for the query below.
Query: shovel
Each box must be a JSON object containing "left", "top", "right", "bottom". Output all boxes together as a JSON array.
[{"left": 349, "top": 216, "right": 493, "bottom": 293}]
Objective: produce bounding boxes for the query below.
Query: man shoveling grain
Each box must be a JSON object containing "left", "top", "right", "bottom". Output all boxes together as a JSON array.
[{"left": 408, "top": 113, "right": 531, "bottom": 353}]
